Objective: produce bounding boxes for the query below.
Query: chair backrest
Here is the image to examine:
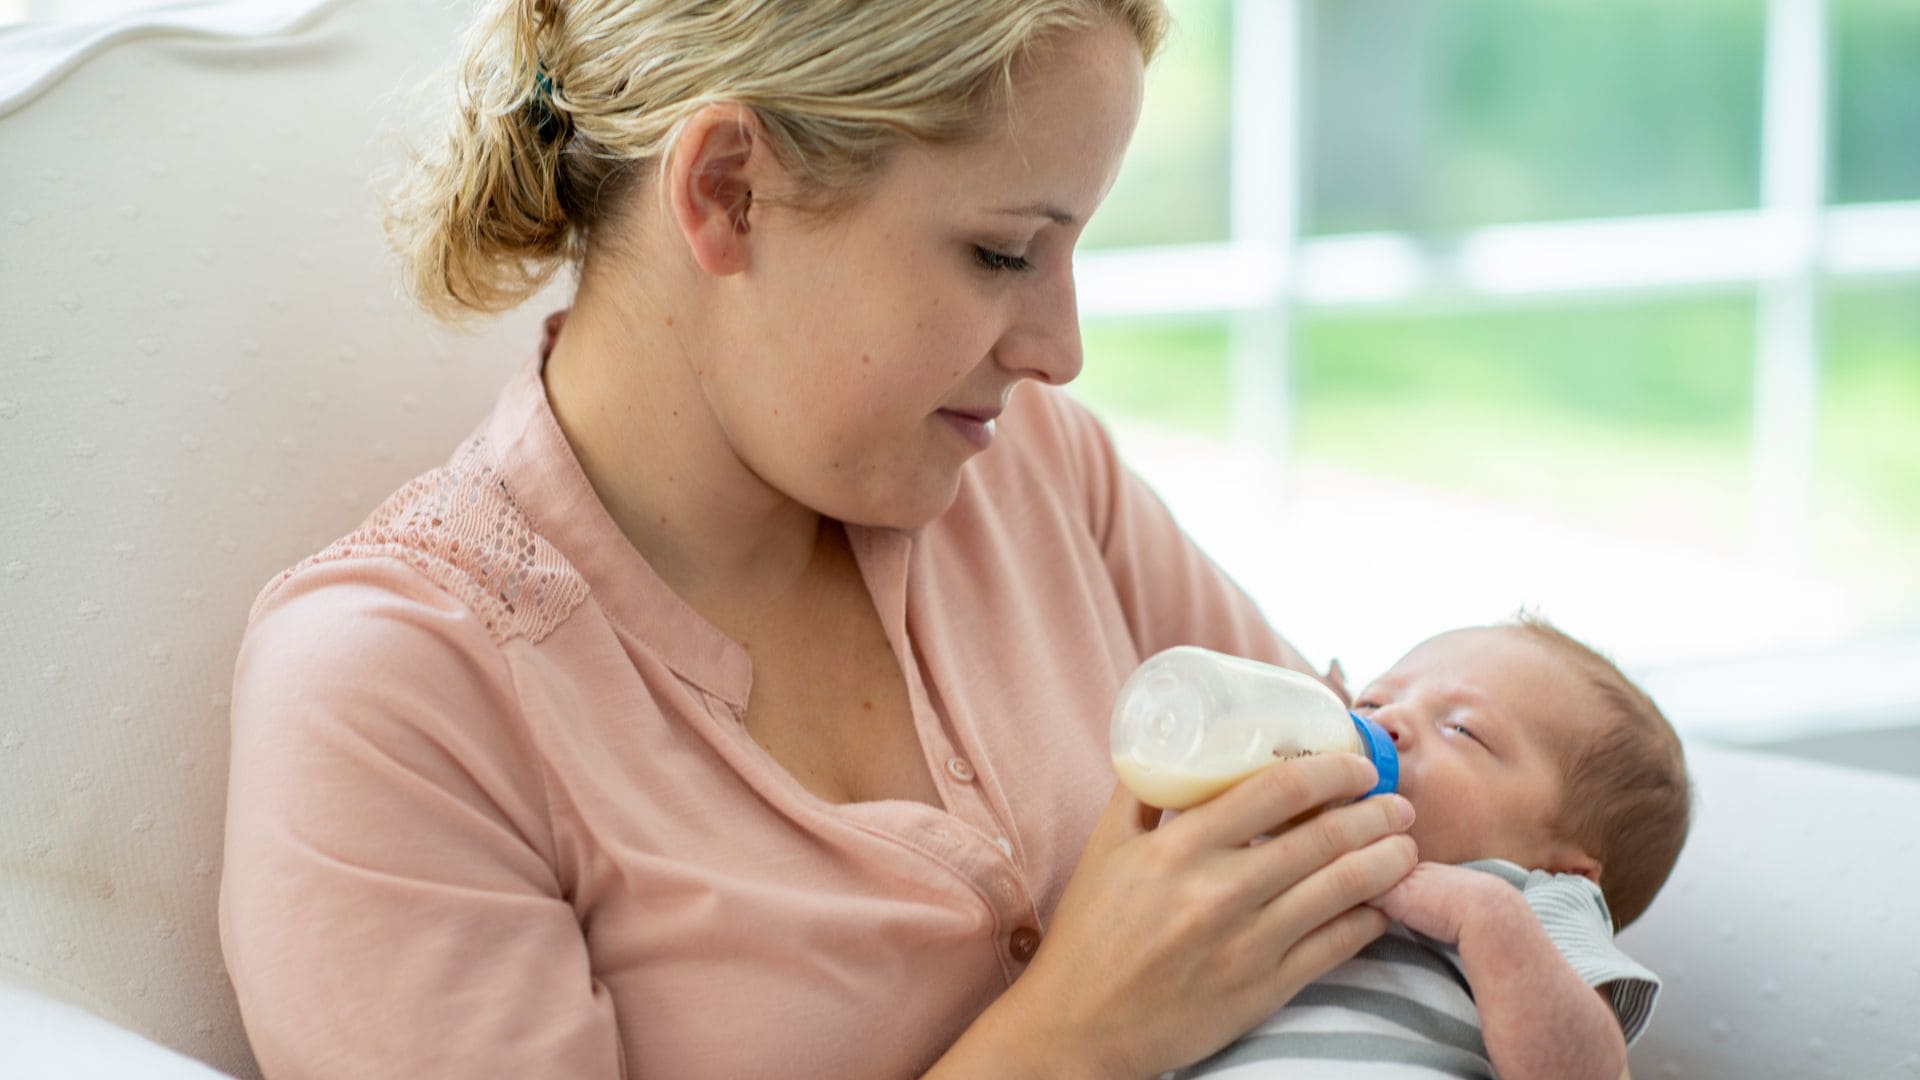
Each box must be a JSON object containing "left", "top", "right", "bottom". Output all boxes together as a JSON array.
[{"left": 0, "top": 1, "right": 561, "bottom": 1072}]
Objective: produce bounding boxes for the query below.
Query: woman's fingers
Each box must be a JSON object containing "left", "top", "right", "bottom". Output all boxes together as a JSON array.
[
  {"left": 1023, "top": 772, "right": 1411, "bottom": 1075},
  {"left": 1266, "top": 900, "right": 1393, "bottom": 1001},
  {"left": 1108, "top": 780, "right": 1165, "bottom": 837},
  {"left": 1248, "top": 790, "right": 1415, "bottom": 904},
  {"left": 1164, "top": 752, "right": 1387, "bottom": 850},
  {"left": 1080, "top": 782, "right": 1163, "bottom": 863},
  {"left": 1253, "top": 831, "right": 1418, "bottom": 963}
]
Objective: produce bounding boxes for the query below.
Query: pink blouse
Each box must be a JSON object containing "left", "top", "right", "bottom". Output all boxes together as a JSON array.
[{"left": 219, "top": 317, "right": 1299, "bottom": 1078}]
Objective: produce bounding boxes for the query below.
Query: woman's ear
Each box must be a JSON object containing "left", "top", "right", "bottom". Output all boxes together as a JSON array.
[{"left": 665, "top": 103, "right": 768, "bottom": 277}]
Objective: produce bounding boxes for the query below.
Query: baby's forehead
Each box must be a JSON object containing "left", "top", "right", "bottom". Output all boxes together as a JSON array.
[
  {"left": 1378, "top": 628, "right": 1608, "bottom": 735},
  {"left": 1377, "top": 626, "right": 1539, "bottom": 681}
]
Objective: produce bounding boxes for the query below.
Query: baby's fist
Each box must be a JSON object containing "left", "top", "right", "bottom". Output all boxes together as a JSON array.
[{"left": 1367, "top": 861, "right": 1513, "bottom": 946}]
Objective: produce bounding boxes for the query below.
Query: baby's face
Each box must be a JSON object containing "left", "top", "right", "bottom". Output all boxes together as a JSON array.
[{"left": 1353, "top": 627, "right": 1600, "bottom": 871}]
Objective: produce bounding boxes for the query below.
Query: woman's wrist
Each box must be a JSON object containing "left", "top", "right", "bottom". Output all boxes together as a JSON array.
[{"left": 922, "top": 973, "right": 1133, "bottom": 1080}]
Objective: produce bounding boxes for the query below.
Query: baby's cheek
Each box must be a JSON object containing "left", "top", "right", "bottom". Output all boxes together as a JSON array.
[{"left": 1404, "top": 813, "right": 1475, "bottom": 867}]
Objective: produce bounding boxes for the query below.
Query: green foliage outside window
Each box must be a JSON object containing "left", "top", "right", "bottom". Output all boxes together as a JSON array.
[
  {"left": 1092, "top": 0, "right": 1917, "bottom": 244},
  {"left": 1072, "top": 0, "right": 1920, "bottom": 634},
  {"left": 1834, "top": 0, "right": 1920, "bottom": 204},
  {"left": 1075, "top": 287, "right": 1920, "bottom": 627}
]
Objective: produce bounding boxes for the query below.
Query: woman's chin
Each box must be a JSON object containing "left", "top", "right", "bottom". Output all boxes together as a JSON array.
[{"left": 833, "top": 474, "right": 964, "bottom": 531}]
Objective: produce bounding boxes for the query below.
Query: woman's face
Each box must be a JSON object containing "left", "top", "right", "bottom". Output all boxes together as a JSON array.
[{"left": 703, "top": 19, "right": 1146, "bottom": 529}]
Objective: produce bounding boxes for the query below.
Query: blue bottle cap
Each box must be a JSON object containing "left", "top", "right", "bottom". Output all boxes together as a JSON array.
[{"left": 1350, "top": 713, "right": 1399, "bottom": 797}]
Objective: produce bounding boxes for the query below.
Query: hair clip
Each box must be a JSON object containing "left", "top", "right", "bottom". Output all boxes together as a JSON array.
[{"left": 530, "top": 64, "right": 566, "bottom": 143}]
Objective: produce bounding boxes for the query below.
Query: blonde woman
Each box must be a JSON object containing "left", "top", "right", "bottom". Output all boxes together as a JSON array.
[{"left": 218, "top": 1, "right": 1417, "bottom": 1075}]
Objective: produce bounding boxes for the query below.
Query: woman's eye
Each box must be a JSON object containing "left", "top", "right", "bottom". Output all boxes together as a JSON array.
[{"left": 973, "top": 246, "right": 1032, "bottom": 273}]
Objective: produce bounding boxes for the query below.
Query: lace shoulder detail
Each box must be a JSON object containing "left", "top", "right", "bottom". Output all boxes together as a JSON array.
[{"left": 258, "top": 433, "right": 591, "bottom": 646}]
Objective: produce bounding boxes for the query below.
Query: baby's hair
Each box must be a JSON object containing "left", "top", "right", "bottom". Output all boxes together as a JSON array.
[
  {"left": 383, "top": 0, "right": 1170, "bottom": 323},
  {"left": 1507, "top": 612, "right": 1691, "bottom": 930}
]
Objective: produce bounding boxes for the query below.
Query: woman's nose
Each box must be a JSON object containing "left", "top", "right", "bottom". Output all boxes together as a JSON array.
[{"left": 997, "top": 264, "right": 1084, "bottom": 386}]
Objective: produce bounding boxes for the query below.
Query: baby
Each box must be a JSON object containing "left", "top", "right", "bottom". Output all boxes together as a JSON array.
[{"left": 1181, "top": 615, "right": 1692, "bottom": 1080}]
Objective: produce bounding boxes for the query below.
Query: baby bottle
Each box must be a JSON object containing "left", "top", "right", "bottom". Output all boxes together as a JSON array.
[{"left": 1110, "top": 646, "right": 1399, "bottom": 810}]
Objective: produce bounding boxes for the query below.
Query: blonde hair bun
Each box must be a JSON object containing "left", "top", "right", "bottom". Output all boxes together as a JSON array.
[{"left": 384, "top": 0, "right": 1168, "bottom": 322}]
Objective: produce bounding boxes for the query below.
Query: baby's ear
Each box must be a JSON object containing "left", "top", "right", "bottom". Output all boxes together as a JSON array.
[{"left": 1546, "top": 843, "right": 1602, "bottom": 884}]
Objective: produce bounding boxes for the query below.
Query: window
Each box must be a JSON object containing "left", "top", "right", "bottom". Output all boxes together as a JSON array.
[{"left": 1072, "top": 0, "right": 1920, "bottom": 742}]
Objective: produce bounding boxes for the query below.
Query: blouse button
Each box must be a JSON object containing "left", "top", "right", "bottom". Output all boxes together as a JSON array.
[
  {"left": 1008, "top": 926, "right": 1041, "bottom": 964},
  {"left": 945, "top": 756, "right": 976, "bottom": 783}
]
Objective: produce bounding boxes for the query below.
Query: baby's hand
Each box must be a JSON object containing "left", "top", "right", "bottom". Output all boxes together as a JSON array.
[
  {"left": 1320, "top": 658, "right": 1351, "bottom": 707},
  {"left": 1368, "top": 861, "right": 1518, "bottom": 946}
]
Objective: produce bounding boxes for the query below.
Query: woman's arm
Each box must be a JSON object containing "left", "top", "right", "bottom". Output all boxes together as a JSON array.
[
  {"left": 222, "top": 558, "right": 623, "bottom": 1078},
  {"left": 925, "top": 755, "right": 1418, "bottom": 1079},
  {"left": 1372, "top": 862, "right": 1627, "bottom": 1080}
]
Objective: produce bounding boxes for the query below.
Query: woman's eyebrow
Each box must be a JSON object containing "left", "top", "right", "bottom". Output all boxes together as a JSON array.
[{"left": 994, "top": 202, "right": 1077, "bottom": 227}]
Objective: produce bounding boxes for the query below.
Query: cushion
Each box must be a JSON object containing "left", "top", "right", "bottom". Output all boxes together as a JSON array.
[{"left": 1620, "top": 742, "right": 1920, "bottom": 1078}]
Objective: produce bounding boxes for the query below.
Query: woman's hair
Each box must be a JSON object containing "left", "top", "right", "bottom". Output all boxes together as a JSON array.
[
  {"left": 1510, "top": 613, "right": 1692, "bottom": 930},
  {"left": 385, "top": 0, "right": 1169, "bottom": 322}
]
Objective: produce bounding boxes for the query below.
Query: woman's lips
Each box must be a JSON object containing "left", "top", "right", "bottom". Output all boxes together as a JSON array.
[{"left": 939, "top": 409, "right": 997, "bottom": 451}]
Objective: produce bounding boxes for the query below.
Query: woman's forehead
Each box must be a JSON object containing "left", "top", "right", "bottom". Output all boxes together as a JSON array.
[{"left": 910, "top": 22, "right": 1144, "bottom": 214}]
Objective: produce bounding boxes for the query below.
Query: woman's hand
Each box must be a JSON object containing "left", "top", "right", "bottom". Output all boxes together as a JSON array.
[{"left": 952, "top": 753, "right": 1417, "bottom": 1078}]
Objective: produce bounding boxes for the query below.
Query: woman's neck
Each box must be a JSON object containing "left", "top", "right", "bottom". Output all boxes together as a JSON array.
[{"left": 540, "top": 286, "right": 827, "bottom": 616}]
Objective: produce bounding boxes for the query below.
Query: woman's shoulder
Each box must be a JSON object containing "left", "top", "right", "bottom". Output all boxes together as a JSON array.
[
  {"left": 247, "top": 430, "right": 592, "bottom": 651},
  {"left": 231, "top": 437, "right": 571, "bottom": 792},
  {"left": 228, "top": 452, "right": 568, "bottom": 872}
]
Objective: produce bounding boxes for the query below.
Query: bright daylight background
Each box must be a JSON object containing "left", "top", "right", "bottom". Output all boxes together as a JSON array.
[
  {"left": 1066, "top": 0, "right": 1920, "bottom": 763},
  {"left": 4, "top": 0, "right": 1916, "bottom": 764}
]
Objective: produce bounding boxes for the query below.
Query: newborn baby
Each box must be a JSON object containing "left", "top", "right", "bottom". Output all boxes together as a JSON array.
[{"left": 1182, "top": 616, "right": 1691, "bottom": 1080}]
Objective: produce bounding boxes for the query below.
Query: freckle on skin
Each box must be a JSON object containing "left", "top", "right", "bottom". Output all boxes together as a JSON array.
[
  {"left": 658, "top": 515, "right": 667, "bottom": 525},
  {"left": 664, "top": 315, "right": 673, "bottom": 327},
  {"left": 862, "top": 700, "right": 874, "bottom": 711},
  {"left": 862, "top": 354, "right": 871, "bottom": 365}
]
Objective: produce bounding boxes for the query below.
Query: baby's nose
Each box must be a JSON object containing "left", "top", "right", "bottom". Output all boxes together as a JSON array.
[{"left": 1374, "top": 713, "right": 1410, "bottom": 747}]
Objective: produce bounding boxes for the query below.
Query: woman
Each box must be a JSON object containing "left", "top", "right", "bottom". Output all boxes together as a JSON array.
[{"left": 219, "top": 1, "right": 1418, "bottom": 1075}]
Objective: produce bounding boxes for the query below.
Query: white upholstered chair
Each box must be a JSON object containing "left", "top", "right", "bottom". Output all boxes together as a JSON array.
[
  {"left": 2, "top": 1, "right": 1916, "bottom": 1076},
  {"left": 2, "top": 1, "right": 554, "bottom": 1074}
]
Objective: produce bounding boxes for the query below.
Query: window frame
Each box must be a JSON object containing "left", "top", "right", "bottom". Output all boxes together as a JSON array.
[{"left": 1076, "top": 0, "right": 1920, "bottom": 571}]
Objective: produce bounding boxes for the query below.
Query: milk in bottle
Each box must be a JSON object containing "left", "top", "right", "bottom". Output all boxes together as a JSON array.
[{"left": 1110, "top": 646, "right": 1399, "bottom": 810}]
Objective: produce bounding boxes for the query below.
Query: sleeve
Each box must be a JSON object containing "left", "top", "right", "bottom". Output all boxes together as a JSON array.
[
  {"left": 1506, "top": 865, "right": 1663, "bottom": 1046},
  {"left": 1041, "top": 387, "right": 1313, "bottom": 673},
  {"left": 219, "top": 556, "right": 625, "bottom": 1080}
]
